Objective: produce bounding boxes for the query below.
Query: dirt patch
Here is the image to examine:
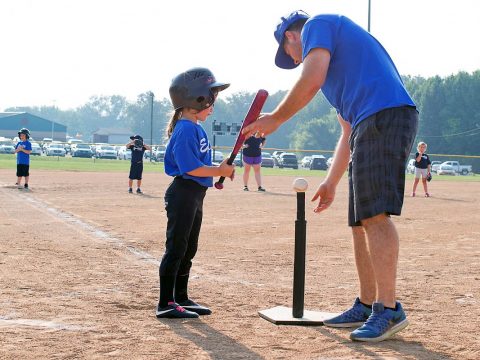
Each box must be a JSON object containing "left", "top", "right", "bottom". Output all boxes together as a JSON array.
[{"left": 1, "top": 169, "right": 479, "bottom": 359}]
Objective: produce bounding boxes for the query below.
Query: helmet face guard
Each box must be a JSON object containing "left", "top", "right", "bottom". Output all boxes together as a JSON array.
[
  {"left": 18, "top": 128, "right": 30, "bottom": 139},
  {"left": 169, "top": 67, "right": 230, "bottom": 111}
]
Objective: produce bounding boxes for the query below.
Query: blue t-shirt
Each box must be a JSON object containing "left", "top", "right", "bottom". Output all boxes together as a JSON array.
[
  {"left": 302, "top": 15, "right": 415, "bottom": 128},
  {"left": 15, "top": 141, "right": 32, "bottom": 165},
  {"left": 164, "top": 119, "right": 213, "bottom": 187}
]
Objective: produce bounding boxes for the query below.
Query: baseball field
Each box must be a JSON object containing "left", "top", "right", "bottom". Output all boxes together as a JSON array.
[{"left": 1, "top": 165, "right": 479, "bottom": 359}]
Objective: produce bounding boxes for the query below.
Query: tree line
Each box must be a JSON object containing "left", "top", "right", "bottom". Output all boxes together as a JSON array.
[{"left": 6, "top": 71, "right": 479, "bottom": 160}]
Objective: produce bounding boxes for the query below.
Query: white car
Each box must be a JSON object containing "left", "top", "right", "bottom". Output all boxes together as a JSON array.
[
  {"left": 71, "top": 143, "right": 93, "bottom": 158},
  {"left": 95, "top": 145, "right": 118, "bottom": 159},
  {"left": 30, "top": 143, "right": 42, "bottom": 156},
  {"left": 117, "top": 146, "right": 132, "bottom": 160},
  {"left": 0, "top": 143, "right": 15, "bottom": 154},
  {"left": 406, "top": 159, "right": 416, "bottom": 174},
  {"left": 45, "top": 143, "right": 66, "bottom": 156},
  {"left": 212, "top": 151, "right": 224, "bottom": 163},
  {"left": 430, "top": 161, "right": 442, "bottom": 173}
]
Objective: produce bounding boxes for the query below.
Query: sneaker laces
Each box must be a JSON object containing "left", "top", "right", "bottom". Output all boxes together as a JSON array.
[{"left": 363, "top": 311, "right": 389, "bottom": 333}]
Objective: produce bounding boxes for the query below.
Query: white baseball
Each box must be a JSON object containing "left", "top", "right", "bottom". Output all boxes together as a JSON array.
[{"left": 293, "top": 178, "right": 308, "bottom": 192}]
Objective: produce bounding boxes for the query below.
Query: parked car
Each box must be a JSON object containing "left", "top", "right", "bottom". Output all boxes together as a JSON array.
[
  {"left": 430, "top": 161, "right": 442, "bottom": 173},
  {"left": 326, "top": 156, "right": 334, "bottom": 168},
  {"left": 71, "top": 143, "right": 93, "bottom": 158},
  {"left": 212, "top": 151, "right": 224, "bottom": 163},
  {"left": 437, "top": 161, "right": 472, "bottom": 175},
  {"left": 406, "top": 159, "right": 416, "bottom": 174},
  {"left": 310, "top": 155, "right": 327, "bottom": 170},
  {"left": 153, "top": 148, "right": 165, "bottom": 162},
  {"left": 261, "top": 152, "right": 275, "bottom": 168},
  {"left": 117, "top": 146, "right": 132, "bottom": 160},
  {"left": 95, "top": 145, "right": 118, "bottom": 159},
  {"left": 41, "top": 138, "right": 53, "bottom": 152},
  {"left": 301, "top": 156, "right": 312, "bottom": 168},
  {"left": 272, "top": 151, "right": 285, "bottom": 166},
  {"left": 45, "top": 143, "right": 66, "bottom": 156},
  {"left": 233, "top": 153, "right": 243, "bottom": 167},
  {"left": 30, "top": 142, "right": 42, "bottom": 156},
  {"left": 277, "top": 152, "right": 298, "bottom": 169},
  {"left": 0, "top": 141, "right": 15, "bottom": 154}
]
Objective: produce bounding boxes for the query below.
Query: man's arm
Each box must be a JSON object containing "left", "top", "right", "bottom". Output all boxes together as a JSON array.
[
  {"left": 324, "top": 114, "right": 352, "bottom": 186},
  {"left": 242, "top": 48, "right": 331, "bottom": 138},
  {"left": 311, "top": 114, "right": 351, "bottom": 213}
]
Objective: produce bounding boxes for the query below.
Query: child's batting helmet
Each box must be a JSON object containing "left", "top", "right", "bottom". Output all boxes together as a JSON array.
[
  {"left": 169, "top": 67, "right": 230, "bottom": 111},
  {"left": 18, "top": 128, "right": 30, "bottom": 139}
]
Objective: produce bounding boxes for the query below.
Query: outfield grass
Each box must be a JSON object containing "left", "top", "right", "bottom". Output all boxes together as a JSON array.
[{"left": 0, "top": 154, "right": 478, "bottom": 181}]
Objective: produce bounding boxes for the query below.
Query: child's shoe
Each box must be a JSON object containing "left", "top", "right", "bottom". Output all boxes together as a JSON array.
[
  {"left": 177, "top": 299, "right": 212, "bottom": 315},
  {"left": 128, "top": 188, "right": 133, "bottom": 194},
  {"left": 425, "top": 193, "right": 430, "bottom": 197},
  {"left": 136, "top": 188, "right": 143, "bottom": 194},
  {"left": 243, "top": 186, "right": 249, "bottom": 191},
  {"left": 155, "top": 302, "right": 199, "bottom": 319},
  {"left": 411, "top": 192, "right": 415, "bottom": 197},
  {"left": 258, "top": 186, "right": 266, "bottom": 192}
]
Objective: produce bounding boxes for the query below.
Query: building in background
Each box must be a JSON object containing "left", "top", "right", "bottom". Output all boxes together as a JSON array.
[
  {"left": 0, "top": 112, "right": 67, "bottom": 141},
  {"left": 92, "top": 128, "right": 131, "bottom": 144}
]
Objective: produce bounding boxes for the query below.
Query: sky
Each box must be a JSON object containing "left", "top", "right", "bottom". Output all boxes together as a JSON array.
[{"left": 1, "top": 0, "right": 479, "bottom": 110}]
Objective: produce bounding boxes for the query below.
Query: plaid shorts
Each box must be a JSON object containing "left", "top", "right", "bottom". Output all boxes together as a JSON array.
[{"left": 348, "top": 106, "right": 418, "bottom": 226}]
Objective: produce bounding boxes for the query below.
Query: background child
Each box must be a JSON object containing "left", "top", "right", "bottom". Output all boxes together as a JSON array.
[
  {"left": 126, "top": 135, "right": 151, "bottom": 194},
  {"left": 412, "top": 141, "right": 432, "bottom": 197},
  {"left": 156, "top": 67, "right": 234, "bottom": 319},
  {"left": 14, "top": 128, "right": 32, "bottom": 190},
  {"left": 242, "top": 135, "right": 266, "bottom": 191}
]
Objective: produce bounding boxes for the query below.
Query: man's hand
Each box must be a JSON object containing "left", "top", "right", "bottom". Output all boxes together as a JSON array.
[
  {"left": 242, "top": 113, "right": 282, "bottom": 139},
  {"left": 311, "top": 181, "right": 336, "bottom": 213}
]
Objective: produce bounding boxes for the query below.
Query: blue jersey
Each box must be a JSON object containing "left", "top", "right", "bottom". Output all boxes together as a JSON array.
[
  {"left": 164, "top": 119, "right": 213, "bottom": 187},
  {"left": 15, "top": 141, "right": 32, "bottom": 165},
  {"left": 302, "top": 15, "right": 415, "bottom": 128}
]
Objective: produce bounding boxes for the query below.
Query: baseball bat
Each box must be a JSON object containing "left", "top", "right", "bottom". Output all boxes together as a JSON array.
[{"left": 214, "top": 89, "right": 269, "bottom": 190}]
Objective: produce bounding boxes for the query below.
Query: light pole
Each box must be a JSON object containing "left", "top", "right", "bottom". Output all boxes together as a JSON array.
[
  {"left": 149, "top": 91, "right": 154, "bottom": 162},
  {"left": 368, "top": 0, "right": 371, "bottom": 32}
]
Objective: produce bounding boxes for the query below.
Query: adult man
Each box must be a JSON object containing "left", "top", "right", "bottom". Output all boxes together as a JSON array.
[{"left": 243, "top": 10, "right": 418, "bottom": 342}]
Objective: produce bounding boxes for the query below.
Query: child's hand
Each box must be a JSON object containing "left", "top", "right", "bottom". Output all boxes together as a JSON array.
[{"left": 219, "top": 159, "right": 235, "bottom": 180}]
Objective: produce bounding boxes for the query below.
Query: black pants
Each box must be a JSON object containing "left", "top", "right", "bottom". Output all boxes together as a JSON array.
[{"left": 160, "top": 177, "right": 207, "bottom": 277}]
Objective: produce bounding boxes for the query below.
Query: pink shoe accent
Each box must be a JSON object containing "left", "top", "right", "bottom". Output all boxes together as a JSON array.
[{"left": 168, "top": 301, "right": 186, "bottom": 312}]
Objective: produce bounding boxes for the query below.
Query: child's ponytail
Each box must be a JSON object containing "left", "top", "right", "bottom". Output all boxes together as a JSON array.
[{"left": 166, "top": 109, "right": 182, "bottom": 139}]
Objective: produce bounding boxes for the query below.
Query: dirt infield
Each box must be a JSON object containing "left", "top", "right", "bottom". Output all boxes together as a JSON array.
[{"left": 1, "top": 169, "right": 479, "bottom": 359}]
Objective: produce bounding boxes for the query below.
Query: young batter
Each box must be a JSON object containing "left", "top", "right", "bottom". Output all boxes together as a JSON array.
[
  {"left": 156, "top": 67, "right": 235, "bottom": 319},
  {"left": 15, "top": 128, "right": 32, "bottom": 190}
]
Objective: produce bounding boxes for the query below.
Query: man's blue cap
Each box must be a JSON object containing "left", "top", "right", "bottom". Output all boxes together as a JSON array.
[{"left": 274, "top": 10, "right": 310, "bottom": 69}]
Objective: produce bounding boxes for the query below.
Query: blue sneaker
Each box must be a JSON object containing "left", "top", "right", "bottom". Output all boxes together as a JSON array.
[
  {"left": 324, "top": 298, "right": 372, "bottom": 328},
  {"left": 350, "top": 302, "right": 409, "bottom": 342}
]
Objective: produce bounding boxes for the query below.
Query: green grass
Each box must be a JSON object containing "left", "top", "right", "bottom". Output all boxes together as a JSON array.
[
  {"left": 0, "top": 154, "right": 164, "bottom": 172},
  {"left": 0, "top": 154, "right": 478, "bottom": 181}
]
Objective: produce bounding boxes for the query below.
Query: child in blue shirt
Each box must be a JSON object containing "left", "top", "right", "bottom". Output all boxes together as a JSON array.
[
  {"left": 156, "top": 68, "right": 235, "bottom": 319},
  {"left": 14, "top": 128, "right": 32, "bottom": 190}
]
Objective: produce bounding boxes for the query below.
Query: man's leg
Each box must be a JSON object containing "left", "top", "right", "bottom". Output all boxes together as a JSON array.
[
  {"left": 352, "top": 226, "right": 376, "bottom": 305},
  {"left": 361, "top": 213, "right": 398, "bottom": 308}
]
